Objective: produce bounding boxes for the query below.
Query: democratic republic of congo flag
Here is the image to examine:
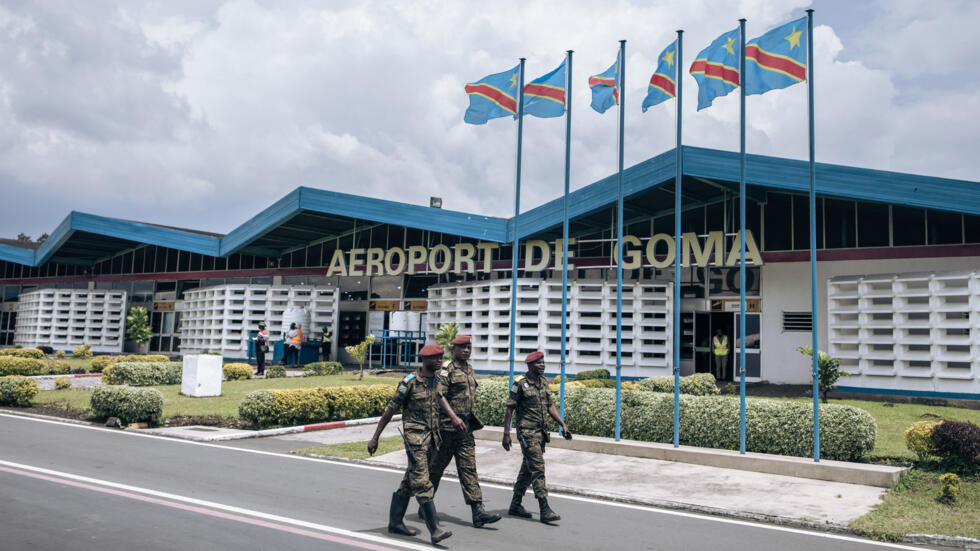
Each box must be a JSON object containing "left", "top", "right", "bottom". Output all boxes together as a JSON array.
[
  {"left": 524, "top": 59, "right": 566, "bottom": 118},
  {"left": 745, "top": 17, "right": 807, "bottom": 96},
  {"left": 689, "top": 27, "right": 740, "bottom": 110},
  {"left": 464, "top": 65, "right": 520, "bottom": 124},
  {"left": 589, "top": 52, "right": 620, "bottom": 114},
  {"left": 642, "top": 40, "right": 677, "bottom": 112}
]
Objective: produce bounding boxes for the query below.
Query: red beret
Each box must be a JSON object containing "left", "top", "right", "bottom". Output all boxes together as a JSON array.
[
  {"left": 450, "top": 335, "right": 471, "bottom": 345},
  {"left": 524, "top": 351, "right": 544, "bottom": 364},
  {"left": 419, "top": 344, "right": 445, "bottom": 357}
]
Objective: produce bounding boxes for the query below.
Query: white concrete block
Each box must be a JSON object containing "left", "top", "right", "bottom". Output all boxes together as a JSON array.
[{"left": 181, "top": 354, "right": 223, "bottom": 397}]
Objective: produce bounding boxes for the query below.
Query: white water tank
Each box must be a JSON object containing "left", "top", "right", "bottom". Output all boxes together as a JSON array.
[
  {"left": 282, "top": 306, "right": 311, "bottom": 339},
  {"left": 390, "top": 311, "right": 422, "bottom": 334}
]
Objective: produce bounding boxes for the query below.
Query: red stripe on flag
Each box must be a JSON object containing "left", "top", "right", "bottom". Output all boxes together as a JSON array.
[
  {"left": 745, "top": 45, "right": 806, "bottom": 81},
  {"left": 524, "top": 84, "right": 565, "bottom": 104},
  {"left": 589, "top": 76, "right": 616, "bottom": 87},
  {"left": 464, "top": 83, "right": 517, "bottom": 113},
  {"left": 648, "top": 73, "right": 675, "bottom": 97},
  {"left": 689, "top": 60, "right": 739, "bottom": 86}
]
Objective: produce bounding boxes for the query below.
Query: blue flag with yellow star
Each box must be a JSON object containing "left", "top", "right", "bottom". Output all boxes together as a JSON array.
[
  {"left": 589, "top": 52, "right": 620, "bottom": 114},
  {"left": 464, "top": 65, "right": 520, "bottom": 124},
  {"left": 745, "top": 17, "right": 807, "bottom": 96},
  {"left": 524, "top": 59, "right": 567, "bottom": 118},
  {"left": 642, "top": 40, "right": 678, "bottom": 112},
  {"left": 689, "top": 27, "right": 740, "bottom": 110}
]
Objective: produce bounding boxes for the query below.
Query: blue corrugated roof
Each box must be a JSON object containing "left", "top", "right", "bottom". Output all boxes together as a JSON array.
[{"left": 2, "top": 146, "right": 978, "bottom": 267}]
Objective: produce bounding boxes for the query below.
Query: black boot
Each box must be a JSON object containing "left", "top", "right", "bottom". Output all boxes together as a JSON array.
[
  {"left": 387, "top": 493, "right": 418, "bottom": 536},
  {"left": 508, "top": 491, "right": 532, "bottom": 518},
  {"left": 419, "top": 501, "right": 452, "bottom": 544},
  {"left": 538, "top": 497, "right": 560, "bottom": 523},
  {"left": 471, "top": 502, "right": 501, "bottom": 528}
]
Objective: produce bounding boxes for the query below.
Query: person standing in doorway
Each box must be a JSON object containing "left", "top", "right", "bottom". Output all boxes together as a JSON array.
[
  {"left": 320, "top": 326, "right": 332, "bottom": 362},
  {"left": 713, "top": 328, "right": 730, "bottom": 381},
  {"left": 255, "top": 322, "right": 269, "bottom": 376}
]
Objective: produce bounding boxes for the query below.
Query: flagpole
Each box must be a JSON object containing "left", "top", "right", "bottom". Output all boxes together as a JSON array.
[
  {"left": 560, "top": 50, "right": 573, "bottom": 425},
  {"left": 615, "top": 39, "right": 626, "bottom": 442},
  {"left": 738, "top": 18, "right": 747, "bottom": 455},
  {"left": 508, "top": 58, "right": 526, "bottom": 392},
  {"left": 673, "top": 30, "right": 683, "bottom": 448},
  {"left": 807, "top": 9, "right": 820, "bottom": 462}
]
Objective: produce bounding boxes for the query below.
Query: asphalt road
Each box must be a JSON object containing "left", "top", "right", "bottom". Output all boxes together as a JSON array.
[{"left": 0, "top": 413, "right": 932, "bottom": 551}]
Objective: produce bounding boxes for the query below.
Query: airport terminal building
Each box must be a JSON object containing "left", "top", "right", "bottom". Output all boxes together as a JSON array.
[{"left": 1, "top": 146, "right": 978, "bottom": 399}]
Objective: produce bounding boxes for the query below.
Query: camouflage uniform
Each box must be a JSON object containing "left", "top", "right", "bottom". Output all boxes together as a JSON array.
[
  {"left": 428, "top": 358, "right": 484, "bottom": 504},
  {"left": 390, "top": 369, "right": 446, "bottom": 503},
  {"left": 507, "top": 374, "right": 552, "bottom": 499}
]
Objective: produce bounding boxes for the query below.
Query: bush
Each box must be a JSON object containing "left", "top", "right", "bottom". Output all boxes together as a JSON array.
[
  {"left": 797, "top": 346, "right": 847, "bottom": 403},
  {"left": 0, "top": 348, "right": 44, "bottom": 359},
  {"left": 474, "top": 381, "right": 876, "bottom": 461},
  {"left": 638, "top": 373, "right": 720, "bottom": 396},
  {"left": 90, "top": 385, "right": 164, "bottom": 424},
  {"left": 55, "top": 350, "right": 66, "bottom": 359},
  {"left": 45, "top": 360, "right": 71, "bottom": 375},
  {"left": 54, "top": 376, "right": 72, "bottom": 390},
  {"left": 573, "top": 369, "right": 610, "bottom": 381},
  {"left": 303, "top": 361, "right": 343, "bottom": 377},
  {"left": 0, "top": 376, "right": 39, "bottom": 406},
  {"left": 101, "top": 362, "right": 182, "bottom": 386},
  {"left": 265, "top": 364, "right": 286, "bottom": 379},
  {"left": 223, "top": 362, "right": 252, "bottom": 381},
  {"left": 905, "top": 420, "right": 942, "bottom": 462},
  {"left": 938, "top": 473, "right": 961, "bottom": 504},
  {"left": 239, "top": 384, "right": 395, "bottom": 427},
  {"left": 932, "top": 420, "right": 980, "bottom": 470},
  {"left": 92, "top": 354, "right": 170, "bottom": 372},
  {"left": 0, "top": 356, "right": 46, "bottom": 376},
  {"left": 73, "top": 344, "right": 92, "bottom": 359}
]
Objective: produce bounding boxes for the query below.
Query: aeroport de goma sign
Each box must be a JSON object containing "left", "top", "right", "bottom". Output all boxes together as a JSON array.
[{"left": 323, "top": 230, "right": 763, "bottom": 277}]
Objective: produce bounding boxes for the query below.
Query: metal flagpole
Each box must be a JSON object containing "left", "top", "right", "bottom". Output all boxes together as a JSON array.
[
  {"left": 673, "top": 30, "right": 683, "bottom": 448},
  {"left": 560, "top": 50, "right": 573, "bottom": 423},
  {"left": 615, "top": 39, "right": 626, "bottom": 442},
  {"left": 807, "top": 9, "right": 820, "bottom": 462},
  {"left": 738, "top": 18, "right": 748, "bottom": 455},
  {"left": 508, "top": 58, "right": 526, "bottom": 392}
]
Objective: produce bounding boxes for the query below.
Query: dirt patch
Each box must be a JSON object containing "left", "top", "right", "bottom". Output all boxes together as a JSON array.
[
  {"left": 23, "top": 401, "right": 95, "bottom": 422},
  {"left": 160, "top": 416, "right": 250, "bottom": 429}
]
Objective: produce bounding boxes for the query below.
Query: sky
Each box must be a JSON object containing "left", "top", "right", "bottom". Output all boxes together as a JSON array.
[{"left": 0, "top": 0, "right": 978, "bottom": 240}]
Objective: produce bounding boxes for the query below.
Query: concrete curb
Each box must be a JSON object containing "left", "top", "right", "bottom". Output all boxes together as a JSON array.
[
  {"left": 0, "top": 408, "right": 99, "bottom": 427},
  {"left": 903, "top": 534, "right": 980, "bottom": 550},
  {"left": 137, "top": 414, "right": 402, "bottom": 442}
]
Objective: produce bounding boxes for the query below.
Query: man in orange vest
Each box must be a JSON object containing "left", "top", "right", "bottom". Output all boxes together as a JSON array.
[
  {"left": 713, "top": 328, "right": 730, "bottom": 380},
  {"left": 283, "top": 322, "right": 303, "bottom": 367}
]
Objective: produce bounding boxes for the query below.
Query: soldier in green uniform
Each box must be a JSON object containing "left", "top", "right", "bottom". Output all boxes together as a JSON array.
[
  {"left": 425, "top": 335, "right": 501, "bottom": 528},
  {"left": 368, "top": 343, "right": 465, "bottom": 544},
  {"left": 502, "top": 350, "right": 572, "bottom": 524}
]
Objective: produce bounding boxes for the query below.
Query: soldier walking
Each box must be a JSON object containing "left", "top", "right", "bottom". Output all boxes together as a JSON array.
[
  {"left": 426, "top": 335, "right": 501, "bottom": 528},
  {"left": 368, "top": 344, "right": 466, "bottom": 544},
  {"left": 502, "top": 350, "right": 572, "bottom": 524}
]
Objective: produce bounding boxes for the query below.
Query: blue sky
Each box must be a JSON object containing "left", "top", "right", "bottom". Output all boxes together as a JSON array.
[{"left": 0, "top": 0, "right": 977, "bottom": 239}]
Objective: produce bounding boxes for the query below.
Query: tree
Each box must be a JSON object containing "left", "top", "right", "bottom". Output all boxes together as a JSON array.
[
  {"left": 37, "top": 233, "right": 49, "bottom": 244},
  {"left": 16, "top": 233, "right": 30, "bottom": 242},
  {"left": 796, "top": 346, "right": 847, "bottom": 403},
  {"left": 345, "top": 334, "right": 376, "bottom": 380},
  {"left": 126, "top": 306, "right": 152, "bottom": 345},
  {"left": 435, "top": 322, "right": 458, "bottom": 360}
]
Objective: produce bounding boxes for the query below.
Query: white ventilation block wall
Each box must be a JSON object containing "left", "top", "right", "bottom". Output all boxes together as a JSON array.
[
  {"left": 828, "top": 269, "right": 980, "bottom": 396},
  {"left": 426, "top": 279, "right": 672, "bottom": 378},
  {"left": 180, "top": 284, "right": 338, "bottom": 357},
  {"left": 13, "top": 289, "right": 127, "bottom": 353}
]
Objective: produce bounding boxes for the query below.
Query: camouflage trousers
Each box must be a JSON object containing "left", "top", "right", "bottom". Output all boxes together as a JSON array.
[
  {"left": 429, "top": 429, "right": 483, "bottom": 504},
  {"left": 513, "top": 428, "right": 548, "bottom": 499},
  {"left": 396, "top": 429, "right": 437, "bottom": 504}
]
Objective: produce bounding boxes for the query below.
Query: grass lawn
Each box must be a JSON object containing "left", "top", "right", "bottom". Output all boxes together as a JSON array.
[
  {"left": 33, "top": 374, "right": 396, "bottom": 420},
  {"left": 294, "top": 435, "right": 404, "bottom": 461}
]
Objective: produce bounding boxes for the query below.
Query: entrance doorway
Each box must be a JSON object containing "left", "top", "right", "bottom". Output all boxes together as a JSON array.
[{"left": 692, "top": 311, "right": 761, "bottom": 381}]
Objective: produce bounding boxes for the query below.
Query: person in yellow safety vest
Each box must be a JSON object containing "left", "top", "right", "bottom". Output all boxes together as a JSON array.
[
  {"left": 712, "top": 328, "right": 730, "bottom": 381},
  {"left": 283, "top": 322, "right": 303, "bottom": 367},
  {"left": 320, "top": 326, "right": 332, "bottom": 362}
]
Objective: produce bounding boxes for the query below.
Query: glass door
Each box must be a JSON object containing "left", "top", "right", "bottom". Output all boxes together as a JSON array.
[{"left": 734, "top": 313, "right": 761, "bottom": 379}]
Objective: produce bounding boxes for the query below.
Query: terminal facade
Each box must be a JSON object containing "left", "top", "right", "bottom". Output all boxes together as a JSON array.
[{"left": 1, "top": 147, "right": 978, "bottom": 399}]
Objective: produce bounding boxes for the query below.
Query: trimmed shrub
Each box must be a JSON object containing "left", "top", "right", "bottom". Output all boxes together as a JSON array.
[
  {"left": 303, "top": 361, "right": 344, "bottom": 377},
  {"left": 474, "top": 381, "right": 876, "bottom": 461},
  {"left": 0, "top": 376, "right": 39, "bottom": 406},
  {"left": 90, "top": 385, "right": 164, "bottom": 424},
  {"left": 638, "top": 372, "right": 720, "bottom": 396},
  {"left": 92, "top": 354, "right": 170, "bottom": 372},
  {"left": 932, "top": 420, "right": 980, "bottom": 469},
  {"left": 45, "top": 360, "right": 71, "bottom": 375},
  {"left": 73, "top": 344, "right": 93, "bottom": 359},
  {"left": 938, "top": 473, "right": 961, "bottom": 504},
  {"left": 573, "top": 369, "right": 610, "bottom": 381},
  {"left": 239, "top": 384, "right": 396, "bottom": 427},
  {"left": 54, "top": 376, "right": 73, "bottom": 390},
  {"left": 223, "top": 362, "right": 252, "bottom": 381},
  {"left": 102, "top": 362, "right": 182, "bottom": 386},
  {"left": 905, "top": 420, "right": 942, "bottom": 461},
  {"left": 0, "top": 348, "right": 44, "bottom": 359},
  {"left": 265, "top": 364, "right": 287, "bottom": 379},
  {"left": 55, "top": 350, "right": 66, "bottom": 359},
  {"left": 0, "top": 356, "right": 46, "bottom": 376}
]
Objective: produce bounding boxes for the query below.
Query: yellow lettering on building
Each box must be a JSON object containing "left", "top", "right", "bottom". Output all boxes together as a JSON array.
[
  {"left": 682, "top": 231, "right": 723, "bottom": 267},
  {"left": 406, "top": 246, "right": 426, "bottom": 275},
  {"left": 365, "top": 248, "right": 384, "bottom": 276},
  {"left": 454, "top": 243, "right": 476, "bottom": 273},
  {"left": 429, "top": 244, "right": 451, "bottom": 274},
  {"left": 615, "top": 235, "right": 643, "bottom": 269},
  {"left": 725, "top": 231, "right": 764, "bottom": 266},
  {"left": 477, "top": 242, "right": 498, "bottom": 273},
  {"left": 524, "top": 240, "right": 551, "bottom": 272},
  {"left": 645, "top": 233, "right": 675, "bottom": 268},
  {"left": 348, "top": 248, "right": 365, "bottom": 276},
  {"left": 326, "top": 249, "right": 348, "bottom": 277},
  {"left": 384, "top": 247, "right": 406, "bottom": 276},
  {"left": 554, "top": 238, "right": 576, "bottom": 270}
]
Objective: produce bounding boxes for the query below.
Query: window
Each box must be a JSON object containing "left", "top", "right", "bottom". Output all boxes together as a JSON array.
[
  {"left": 783, "top": 311, "right": 813, "bottom": 332},
  {"left": 927, "top": 210, "right": 962, "bottom": 245},
  {"left": 966, "top": 215, "right": 980, "bottom": 244},
  {"left": 857, "top": 202, "right": 890, "bottom": 247},
  {"left": 824, "top": 199, "right": 856, "bottom": 249},
  {"left": 764, "top": 193, "right": 791, "bottom": 251},
  {"left": 682, "top": 206, "right": 705, "bottom": 235},
  {"left": 892, "top": 206, "right": 925, "bottom": 246},
  {"left": 792, "top": 195, "right": 824, "bottom": 250}
]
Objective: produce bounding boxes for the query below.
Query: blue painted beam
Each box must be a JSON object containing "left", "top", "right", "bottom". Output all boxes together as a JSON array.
[
  {"left": 219, "top": 189, "right": 303, "bottom": 257},
  {"left": 0, "top": 243, "right": 35, "bottom": 265}
]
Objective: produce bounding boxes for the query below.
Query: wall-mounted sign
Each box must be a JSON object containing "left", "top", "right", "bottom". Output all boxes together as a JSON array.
[
  {"left": 369, "top": 300, "right": 400, "bottom": 311},
  {"left": 404, "top": 300, "right": 428, "bottom": 312},
  {"left": 711, "top": 298, "right": 761, "bottom": 313},
  {"left": 153, "top": 301, "right": 175, "bottom": 312}
]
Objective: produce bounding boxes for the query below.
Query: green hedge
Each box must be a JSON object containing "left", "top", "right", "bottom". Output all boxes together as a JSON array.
[
  {"left": 101, "top": 362, "right": 182, "bottom": 386},
  {"left": 92, "top": 354, "right": 170, "bottom": 372},
  {"left": 265, "top": 364, "right": 286, "bottom": 378},
  {"left": 91, "top": 385, "right": 164, "bottom": 424},
  {"left": 0, "top": 356, "right": 46, "bottom": 376},
  {"left": 474, "top": 381, "right": 876, "bottom": 461},
  {"left": 638, "top": 373, "right": 720, "bottom": 396},
  {"left": 0, "top": 376, "right": 39, "bottom": 406},
  {"left": 573, "top": 368, "right": 610, "bottom": 381},
  {"left": 302, "top": 361, "right": 344, "bottom": 377},
  {"left": 239, "top": 384, "right": 395, "bottom": 427},
  {"left": 72, "top": 344, "right": 92, "bottom": 359},
  {"left": 0, "top": 348, "right": 44, "bottom": 359},
  {"left": 45, "top": 360, "right": 71, "bottom": 375},
  {"left": 223, "top": 362, "right": 252, "bottom": 381}
]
